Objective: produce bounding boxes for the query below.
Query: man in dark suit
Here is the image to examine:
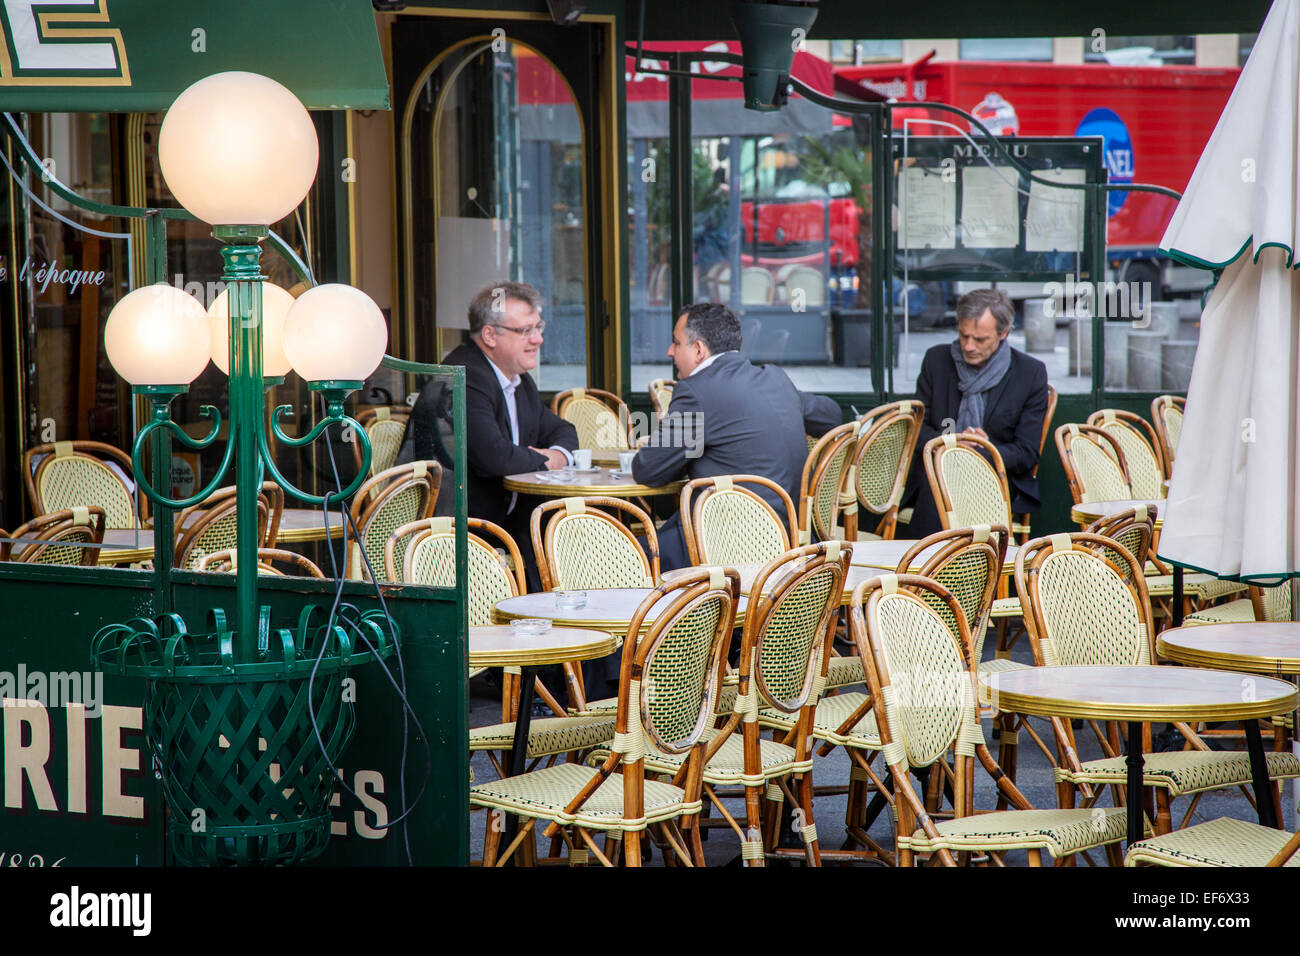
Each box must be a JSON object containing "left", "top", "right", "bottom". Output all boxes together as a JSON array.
[
  {"left": 902, "top": 288, "right": 1049, "bottom": 539},
  {"left": 633, "top": 302, "right": 842, "bottom": 570},
  {"left": 406, "top": 281, "right": 577, "bottom": 582}
]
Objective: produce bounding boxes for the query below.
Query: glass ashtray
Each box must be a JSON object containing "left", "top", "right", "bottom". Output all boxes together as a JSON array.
[
  {"left": 554, "top": 590, "right": 589, "bottom": 611},
  {"left": 509, "top": 618, "right": 552, "bottom": 637}
]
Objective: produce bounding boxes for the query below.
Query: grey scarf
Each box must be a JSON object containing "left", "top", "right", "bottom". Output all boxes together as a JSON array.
[{"left": 951, "top": 338, "right": 1011, "bottom": 432}]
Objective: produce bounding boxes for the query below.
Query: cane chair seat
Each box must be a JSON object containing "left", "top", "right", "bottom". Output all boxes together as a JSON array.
[
  {"left": 1144, "top": 574, "right": 1246, "bottom": 601},
  {"left": 551, "top": 387, "right": 632, "bottom": 451},
  {"left": 24, "top": 440, "right": 143, "bottom": 529},
  {"left": 825, "top": 654, "right": 866, "bottom": 688},
  {"left": 470, "top": 761, "right": 700, "bottom": 832},
  {"left": 1183, "top": 599, "right": 1255, "bottom": 625},
  {"left": 978, "top": 657, "right": 1031, "bottom": 675},
  {"left": 597, "top": 725, "right": 809, "bottom": 784},
  {"left": 1, "top": 506, "right": 105, "bottom": 565},
  {"left": 1125, "top": 817, "right": 1300, "bottom": 867},
  {"left": 901, "top": 807, "right": 1131, "bottom": 859},
  {"left": 1057, "top": 750, "right": 1300, "bottom": 797},
  {"left": 759, "top": 690, "right": 881, "bottom": 749},
  {"left": 470, "top": 716, "right": 617, "bottom": 758},
  {"left": 989, "top": 597, "right": 1022, "bottom": 618},
  {"left": 348, "top": 461, "right": 440, "bottom": 581}
]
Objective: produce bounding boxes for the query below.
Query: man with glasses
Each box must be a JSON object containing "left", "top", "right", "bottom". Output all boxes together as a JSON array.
[{"left": 406, "top": 281, "right": 577, "bottom": 585}]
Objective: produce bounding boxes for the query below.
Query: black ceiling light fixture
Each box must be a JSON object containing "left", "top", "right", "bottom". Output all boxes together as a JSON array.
[
  {"left": 546, "top": 0, "right": 587, "bottom": 25},
  {"left": 731, "top": 0, "right": 819, "bottom": 111}
]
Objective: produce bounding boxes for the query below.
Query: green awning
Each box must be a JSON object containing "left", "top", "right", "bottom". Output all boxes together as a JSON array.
[{"left": 0, "top": 0, "right": 389, "bottom": 112}]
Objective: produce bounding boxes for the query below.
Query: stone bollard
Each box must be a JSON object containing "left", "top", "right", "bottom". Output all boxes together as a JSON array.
[
  {"left": 1128, "top": 328, "right": 1166, "bottom": 390},
  {"left": 1067, "top": 315, "right": 1092, "bottom": 377},
  {"left": 1023, "top": 298, "right": 1056, "bottom": 352},
  {"left": 1161, "top": 341, "right": 1197, "bottom": 391},
  {"left": 1104, "top": 322, "right": 1130, "bottom": 389},
  {"left": 1143, "top": 301, "right": 1179, "bottom": 340}
]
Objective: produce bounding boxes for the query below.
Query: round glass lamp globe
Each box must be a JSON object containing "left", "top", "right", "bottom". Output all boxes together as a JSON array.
[
  {"left": 158, "top": 72, "right": 318, "bottom": 226},
  {"left": 207, "top": 282, "right": 294, "bottom": 377},
  {"left": 282, "top": 284, "right": 387, "bottom": 383},
  {"left": 105, "top": 284, "right": 211, "bottom": 386}
]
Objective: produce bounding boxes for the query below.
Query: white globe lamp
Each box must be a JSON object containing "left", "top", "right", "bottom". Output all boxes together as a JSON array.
[
  {"left": 282, "top": 284, "right": 388, "bottom": 386},
  {"left": 105, "top": 284, "right": 211, "bottom": 387},
  {"left": 207, "top": 281, "right": 294, "bottom": 378}
]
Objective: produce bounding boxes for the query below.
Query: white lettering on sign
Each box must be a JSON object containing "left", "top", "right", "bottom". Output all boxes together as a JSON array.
[
  {"left": 1, "top": 0, "right": 129, "bottom": 79},
  {"left": 49, "top": 885, "right": 151, "bottom": 936},
  {"left": 15, "top": 256, "right": 106, "bottom": 295}
]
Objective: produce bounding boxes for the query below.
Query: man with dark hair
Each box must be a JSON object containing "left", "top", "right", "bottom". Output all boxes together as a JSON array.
[
  {"left": 405, "top": 280, "right": 577, "bottom": 582},
  {"left": 633, "top": 302, "right": 841, "bottom": 569},
  {"left": 902, "top": 288, "right": 1049, "bottom": 538}
]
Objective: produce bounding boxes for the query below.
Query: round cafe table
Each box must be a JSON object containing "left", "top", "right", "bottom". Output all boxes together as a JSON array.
[
  {"left": 502, "top": 467, "right": 683, "bottom": 499},
  {"left": 1158, "top": 622, "right": 1300, "bottom": 678},
  {"left": 493, "top": 586, "right": 748, "bottom": 634},
  {"left": 97, "top": 507, "right": 346, "bottom": 566},
  {"left": 714, "top": 562, "right": 876, "bottom": 606},
  {"left": 849, "top": 538, "right": 1019, "bottom": 573},
  {"left": 980, "top": 665, "right": 1298, "bottom": 845},
  {"left": 1069, "top": 498, "right": 1164, "bottom": 529}
]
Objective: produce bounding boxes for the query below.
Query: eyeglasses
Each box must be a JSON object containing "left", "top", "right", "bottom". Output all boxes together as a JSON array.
[{"left": 491, "top": 321, "right": 545, "bottom": 337}]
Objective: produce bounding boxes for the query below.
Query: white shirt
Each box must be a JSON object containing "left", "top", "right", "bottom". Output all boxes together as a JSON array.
[
  {"left": 484, "top": 355, "right": 573, "bottom": 513},
  {"left": 689, "top": 349, "right": 736, "bottom": 376}
]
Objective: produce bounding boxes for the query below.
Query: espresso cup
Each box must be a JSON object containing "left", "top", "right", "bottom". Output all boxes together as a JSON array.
[
  {"left": 618, "top": 451, "right": 636, "bottom": 474},
  {"left": 573, "top": 449, "right": 593, "bottom": 470}
]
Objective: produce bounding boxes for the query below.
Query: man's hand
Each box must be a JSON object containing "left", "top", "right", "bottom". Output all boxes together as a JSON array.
[
  {"left": 962, "top": 427, "right": 989, "bottom": 440},
  {"left": 530, "top": 446, "right": 569, "bottom": 470}
]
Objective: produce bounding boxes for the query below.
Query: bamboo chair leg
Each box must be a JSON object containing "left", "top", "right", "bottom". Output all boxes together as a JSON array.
[
  {"left": 1104, "top": 841, "right": 1124, "bottom": 867},
  {"left": 994, "top": 714, "right": 1018, "bottom": 811},
  {"left": 744, "top": 784, "right": 766, "bottom": 868},
  {"left": 483, "top": 810, "right": 503, "bottom": 866},
  {"left": 798, "top": 772, "right": 821, "bottom": 867},
  {"left": 1026, "top": 848, "right": 1043, "bottom": 867},
  {"left": 624, "top": 828, "right": 642, "bottom": 868}
]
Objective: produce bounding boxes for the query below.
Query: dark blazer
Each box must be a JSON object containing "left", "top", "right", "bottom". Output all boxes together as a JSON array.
[
  {"left": 904, "top": 343, "right": 1049, "bottom": 535},
  {"left": 634, "top": 351, "right": 842, "bottom": 514},
  {"left": 409, "top": 341, "right": 577, "bottom": 531}
]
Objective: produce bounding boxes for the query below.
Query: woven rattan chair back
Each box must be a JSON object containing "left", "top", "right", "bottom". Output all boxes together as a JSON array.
[
  {"left": 680, "top": 474, "right": 795, "bottom": 567},
  {"left": 742, "top": 541, "right": 850, "bottom": 714},
  {"left": 532, "top": 496, "right": 659, "bottom": 591},
  {"left": 552, "top": 387, "right": 632, "bottom": 451},
  {"left": 648, "top": 378, "right": 675, "bottom": 416},
  {"left": 851, "top": 401, "right": 924, "bottom": 537},
  {"left": 923, "top": 433, "right": 1013, "bottom": 530},
  {"left": 1015, "top": 533, "right": 1154, "bottom": 667},
  {"left": 351, "top": 406, "right": 411, "bottom": 477},
  {"left": 348, "top": 461, "right": 441, "bottom": 581},
  {"left": 175, "top": 484, "right": 280, "bottom": 571},
  {"left": 1, "top": 506, "right": 105, "bottom": 565},
  {"left": 1251, "top": 583, "right": 1293, "bottom": 622},
  {"left": 621, "top": 566, "right": 740, "bottom": 755},
  {"left": 798, "top": 420, "right": 857, "bottom": 543},
  {"left": 1087, "top": 409, "right": 1166, "bottom": 500},
  {"left": 900, "top": 525, "right": 1005, "bottom": 663},
  {"left": 25, "top": 440, "right": 143, "bottom": 529},
  {"left": 389, "top": 516, "right": 525, "bottom": 627},
  {"left": 1151, "top": 395, "right": 1185, "bottom": 477},
  {"left": 195, "top": 547, "right": 326, "bottom": 578},
  {"left": 1056, "top": 424, "right": 1133, "bottom": 504},
  {"left": 852, "top": 573, "right": 977, "bottom": 769},
  {"left": 1084, "top": 506, "right": 1157, "bottom": 587}
]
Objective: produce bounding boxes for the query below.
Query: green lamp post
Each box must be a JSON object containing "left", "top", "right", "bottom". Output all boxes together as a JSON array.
[{"left": 91, "top": 71, "right": 395, "bottom": 866}]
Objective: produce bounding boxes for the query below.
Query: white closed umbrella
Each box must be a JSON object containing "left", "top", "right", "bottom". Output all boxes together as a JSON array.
[{"left": 1157, "top": 0, "right": 1300, "bottom": 582}]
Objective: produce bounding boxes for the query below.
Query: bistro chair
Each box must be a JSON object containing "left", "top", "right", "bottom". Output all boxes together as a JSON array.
[
  {"left": 1015, "top": 533, "right": 1300, "bottom": 835},
  {"left": 531, "top": 496, "right": 659, "bottom": 592},
  {"left": 550, "top": 387, "right": 633, "bottom": 451},
  {"left": 647, "top": 378, "right": 675, "bottom": 416},
  {"left": 1126, "top": 818, "right": 1300, "bottom": 867},
  {"left": 843, "top": 400, "right": 924, "bottom": 541},
  {"left": 854, "top": 572, "right": 1128, "bottom": 867},
  {"left": 1150, "top": 394, "right": 1185, "bottom": 479},
  {"left": 1056, "top": 423, "right": 1133, "bottom": 505},
  {"left": 1015, "top": 384, "right": 1058, "bottom": 540},
  {"left": 174, "top": 483, "right": 283, "bottom": 571},
  {"left": 679, "top": 474, "right": 795, "bottom": 567},
  {"left": 598, "top": 543, "right": 849, "bottom": 866},
  {"left": 470, "top": 567, "right": 741, "bottom": 867},
  {"left": 1086, "top": 408, "right": 1167, "bottom": 500},
  {"left": 23, "top": 440, "right": 145, "bottom": 529},
  {"left": 351, "top": 405, "right": 411, "bottom": 479},
  {"left": 0, "top": 506, "right": 105, "bottom": 565},
  {"left": 195, "top": 547, "right": 326, "bottom": 578},
  {"left": 1184, "top": 580, "right": 1290, "bottom": 625},
  {"left": 797, "top": 420, "right": 858, "bottom": 545},
  {"left": 346, "top": 461, "right": 440, "bottom": 582}
]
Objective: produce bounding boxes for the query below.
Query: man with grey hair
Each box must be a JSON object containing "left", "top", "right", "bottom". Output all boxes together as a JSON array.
[
  {"left": 405, "top": 280, "right": 577, "bottom": 583},
  {"left": 633, "top": 302, "right": 841, "bottom": 570},
  {"left": 901, "top": 287, "right": 1049, "bottom": 538}
]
